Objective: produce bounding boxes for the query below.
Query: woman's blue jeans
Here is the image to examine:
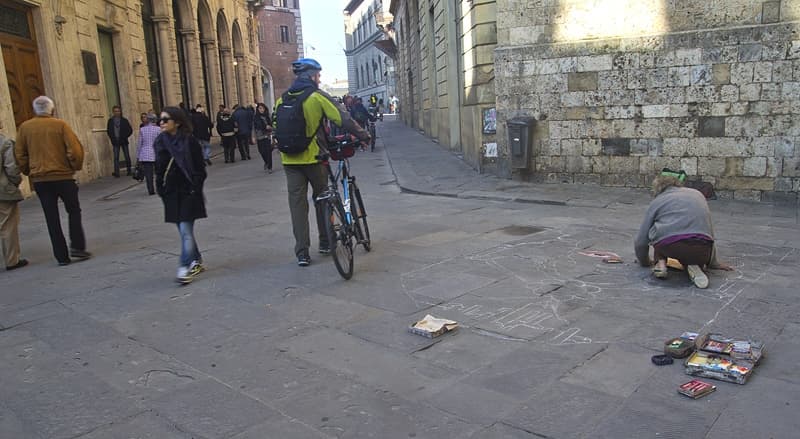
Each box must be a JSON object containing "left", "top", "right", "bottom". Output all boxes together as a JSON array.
[{"left": 177, "top": 221, "right": 201, "bottom": 267}]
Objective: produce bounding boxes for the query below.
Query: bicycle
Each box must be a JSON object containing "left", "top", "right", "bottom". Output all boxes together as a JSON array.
[{"left": 315, "top": 135, "right": 371, "bottom": 280}]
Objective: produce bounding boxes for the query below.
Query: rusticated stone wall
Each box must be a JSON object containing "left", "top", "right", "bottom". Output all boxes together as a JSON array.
[{"left": 495, "top": 0, "right": 800, "bottom": 200}]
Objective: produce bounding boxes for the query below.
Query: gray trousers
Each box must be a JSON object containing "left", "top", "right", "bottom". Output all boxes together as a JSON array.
[{"left": 284, "top": 164, "right": 329, "bottom": 256}]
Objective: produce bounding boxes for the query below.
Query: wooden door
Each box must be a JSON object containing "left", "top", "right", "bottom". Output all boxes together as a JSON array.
[{"left": 0, "top": 1, "right": 45, "bottom": 127}]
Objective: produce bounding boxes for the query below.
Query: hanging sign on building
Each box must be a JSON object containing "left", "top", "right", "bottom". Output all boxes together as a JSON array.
[{"left": 81, "top": 51, "right": 100, "bottom": 85}]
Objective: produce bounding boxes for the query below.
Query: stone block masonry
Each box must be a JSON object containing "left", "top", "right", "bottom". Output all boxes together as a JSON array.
[{"left": 495, "top": 1, "right": 800, "bottom": 200}]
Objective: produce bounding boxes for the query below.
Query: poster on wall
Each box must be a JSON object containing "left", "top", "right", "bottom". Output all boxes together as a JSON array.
[
  {"left": 484, "top": 142, "right": 498, "bottom": 157},
  {"left": 482, "top": 107, "right": 496, "bottom": 134}
]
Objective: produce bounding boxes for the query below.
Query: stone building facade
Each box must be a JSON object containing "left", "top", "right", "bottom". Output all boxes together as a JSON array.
[
  {"left": 495, "top": 0, "right": 800, "bottom": 200},
  {"left": 255, "top": 0, "right": 302, "bottom": 110},
  {"left": 389, "top": 0, "right": 497, "bottom": 172},
  {"left": 345, "top": 0, "right": 395, "bottom": 104},
  {"left": 0, "top": 0, "right": 262, "bottom": 187},
  {"left": 389, "top": 0, "right": 800, "bottom": 200}
]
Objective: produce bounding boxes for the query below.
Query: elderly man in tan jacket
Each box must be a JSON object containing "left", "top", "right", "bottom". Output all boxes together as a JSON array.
[
  {"left": 0, "top": 121, "right": 27, "bottom": 270},
  {"left": 14, "top": 96, "right": 91, "bottom": 266}
]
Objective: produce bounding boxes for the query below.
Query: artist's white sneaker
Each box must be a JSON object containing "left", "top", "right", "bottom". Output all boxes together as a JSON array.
[{"left": 687, "top": 265, "right": 708, "bottom": 289}]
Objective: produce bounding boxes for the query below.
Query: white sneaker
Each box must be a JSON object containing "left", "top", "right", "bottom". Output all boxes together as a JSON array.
[
  {"left": 687, "top": 265, "right": 708, "bottom": 289},
  {"left": 176, "top": 266, "right": 192, "bottom": 284},
  {"left": 188, "top": 260, "right": 205, "bottom": 276}
]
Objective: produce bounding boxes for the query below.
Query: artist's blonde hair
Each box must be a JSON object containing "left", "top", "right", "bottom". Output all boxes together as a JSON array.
[{"left": 652, "top": 174, "right": 684, "bottom": 196}]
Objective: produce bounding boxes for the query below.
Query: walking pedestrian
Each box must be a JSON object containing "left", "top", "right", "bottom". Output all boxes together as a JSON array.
[
  {"left": 233, "top": 104, "right": 253, "bottom": 160},
  {"left": 274, "top": 58, "right": 370, "bottom": 266},
  {"left": 106, "top": 105, "right": 134, "bottom": 177},
  {"left": 191, "top": 105, "right": 214, "bottom": 165},
  {"left": 253, "top": 103, "right": 273, "bottom": 173},
  {"left": 154, "top": 106, "right": 208, "bottom": 284},
  {"left": 136, "top": 113, "right": 160, "bottom": 195},
  {"left": 0, "top": 124, "right": 27, "bottom": 270},
  {"left": 15, "top": 96, "right": 91, "bottom": 266},
  {"left": 216, "top": 107, "right": 237, "bottom": 163},
  {"left": 634, "top": 173, "right": 733, "bottom": 289}
]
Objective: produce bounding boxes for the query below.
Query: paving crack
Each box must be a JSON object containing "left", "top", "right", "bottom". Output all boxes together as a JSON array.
[{"left": 499, "top": 421, "right": 554, "bottom": 438}]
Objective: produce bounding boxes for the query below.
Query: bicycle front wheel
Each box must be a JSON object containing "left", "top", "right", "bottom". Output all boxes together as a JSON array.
[
  {"left": 350, "top": 182, "right": 371, "bottom": 252},
  {"left": 369, "top": 125, "right": 376, "bottom": 151},
  {"left": 324, "top": 200, "right": 354, "bottom": 280}
]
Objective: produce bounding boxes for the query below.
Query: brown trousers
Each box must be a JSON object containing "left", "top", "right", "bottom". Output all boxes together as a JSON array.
[
  {"left": 0, "top": 200, "right": 21, "bottom": 267},
  {"left": 654, "top": 238, "right": 713, "bottom": 267}
]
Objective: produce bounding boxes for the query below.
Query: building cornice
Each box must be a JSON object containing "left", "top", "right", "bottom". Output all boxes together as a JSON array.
[
  {"left": 344, "top": 0, "right": 364, "bottom": 14},
  {"left": 344, "top": 31, "right": 383, "bottom": 55}
]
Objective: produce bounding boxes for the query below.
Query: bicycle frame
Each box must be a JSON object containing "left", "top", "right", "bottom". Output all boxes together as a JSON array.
[
  {"left": 330, "top": 158, "right": 354, "bottom": 226},
  {"left": 317, "top": 142, "right": 356, "bottom": 230},
  {"left": 315, "top": 137, "right": 372, "bottom": 279}
]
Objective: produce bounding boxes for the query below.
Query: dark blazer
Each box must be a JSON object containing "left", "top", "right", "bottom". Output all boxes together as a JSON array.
[
  {"left": 154, "top": 134, "right": 207, "bottom": 223},
  {"left": 191, "top": 112, "right": 214, "bottom": 141},
  {"left": 106, "top": 117, "right": 134, "bottom": 146}
]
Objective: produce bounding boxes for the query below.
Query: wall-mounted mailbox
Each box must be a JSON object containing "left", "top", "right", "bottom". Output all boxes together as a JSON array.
[{"left": 507, "top": 117, "right": 535, "bottom": 169}]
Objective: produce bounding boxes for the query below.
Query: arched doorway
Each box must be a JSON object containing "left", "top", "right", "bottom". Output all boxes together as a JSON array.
[
  {"left": 1, "top": 0, "right": 45, "bottom": 127},
  {"left": 216, "top": 10, "right": 234, "bottom": 107},
  {"left": 231, "top": 20, "right": 245, "bottom": 106}
]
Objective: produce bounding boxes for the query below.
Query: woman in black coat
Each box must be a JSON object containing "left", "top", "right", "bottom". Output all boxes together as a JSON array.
[
  {"left": 154, "top": 106, "right": 208, "bottom": 284},
  {"left": 253, "top": 103, "right": 273, "bottom": 172}
]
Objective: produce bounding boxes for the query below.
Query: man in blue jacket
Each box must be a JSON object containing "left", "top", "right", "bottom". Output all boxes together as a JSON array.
[{"left": 232, "top": 104, "right": 253, "bottom": 161}]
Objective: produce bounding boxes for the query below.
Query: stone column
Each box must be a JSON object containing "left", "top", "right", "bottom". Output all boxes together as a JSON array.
[
  {"left": 252, "top": 63, "right": 264, "bottom": 104},
  {"left": 219, "top": 48, "right": 236, "bottom": 107},
  {"left": 200, "top": 39, "right": 220, "bottom": 110},
  {"left": 235, "top": 55, "right": 246, "bottom": 106},
  {"left": 152, "top": 16, "right": 177, "bottom": 105},
  {"left": 179, "top": 28, "right": 203, "bottom": 108}
]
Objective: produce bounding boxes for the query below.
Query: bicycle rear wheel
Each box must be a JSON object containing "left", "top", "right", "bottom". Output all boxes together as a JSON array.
[
  {"left": 350, "top": 182, "right": 371, "bottom": 252},
  {"left": 324, "top": 199, "right": 354, "bottom": 279}
]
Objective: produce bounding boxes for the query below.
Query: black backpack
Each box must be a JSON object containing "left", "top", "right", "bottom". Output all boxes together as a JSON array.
[{"left": 274, "top": 88, "right": 315, "bottom": 154}]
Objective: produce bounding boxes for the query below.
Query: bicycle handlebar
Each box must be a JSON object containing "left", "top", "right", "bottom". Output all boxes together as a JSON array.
[{"left": 315, "top": 135, "right": 364, "bottom": 162}]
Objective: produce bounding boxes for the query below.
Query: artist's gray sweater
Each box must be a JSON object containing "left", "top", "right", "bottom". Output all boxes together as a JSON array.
[{"left": 634, "top": 187, "right": 716, "bottom": 265}]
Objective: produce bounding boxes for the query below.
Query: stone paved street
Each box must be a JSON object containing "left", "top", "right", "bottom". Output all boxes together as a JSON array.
[{"left": 1, "top": 116, "right": 799, "bottom": 438}]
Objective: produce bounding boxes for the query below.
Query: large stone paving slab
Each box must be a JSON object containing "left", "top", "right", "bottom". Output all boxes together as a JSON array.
[
  {"left": 0, "top": 341, "right": 141, "bottom": 439},
  {"left": 705, "top": 377, "right": 800, "bottom": 439},
  {"left": 0, "top": 402, "right": 42, "bottom": 439},
  {"left": 75, "top": 411, "right": 195, "bottom": 439},
  {"left": 411, "top": 329, "right": 529, "bottom": 374},
  {"left": 148, "top": 378, "right": 276, "bottom": 439},
  {"left": 468, "top": 422, "right": 550, "bottom": 439},
  {"left": 274, "top": 376, "right": 482, "bottom": 439},
  {"left": 344, "top": 310, "right": 444, "bottom": 354},
  {"left": 230, "top": 417, "right": 331, "bottom": 439},
  {"left": 504, "top": 380, "right": 624, "bottom": 438},
  {"left": 756, "top": 322, "right": 800, "bottom": 383},
  {"left": 560, "top": 344, "right": 658, "bottom": 398},
  {"left": 287, "top": 329, "right": 458, "bottom": 401},
  {"left": 67, "top": 337, "right": 205, "bottom": 400}
]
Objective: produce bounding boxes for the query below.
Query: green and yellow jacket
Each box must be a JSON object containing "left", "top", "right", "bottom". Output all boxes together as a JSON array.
[{"left": 274, "top": 87, "right": 369, "bottom": 165}]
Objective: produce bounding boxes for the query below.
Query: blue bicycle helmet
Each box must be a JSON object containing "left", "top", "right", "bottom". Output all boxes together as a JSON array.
[{"left": 292, "top": 58, "right": 322, "bottom": 74}]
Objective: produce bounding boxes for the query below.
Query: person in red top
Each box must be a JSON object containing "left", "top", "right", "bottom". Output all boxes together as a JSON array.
[{"left": 14, "top": 96, "right": 91, "bottom": 266}]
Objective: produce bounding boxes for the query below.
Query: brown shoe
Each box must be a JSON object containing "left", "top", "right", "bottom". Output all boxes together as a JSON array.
[{"left": 6, "top": 259, "right": 29, "bottom": 271}]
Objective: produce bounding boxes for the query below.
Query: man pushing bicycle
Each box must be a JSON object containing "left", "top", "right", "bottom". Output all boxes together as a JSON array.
[{"left": 273, "top": 58, "right": 371, "bottom": 267}]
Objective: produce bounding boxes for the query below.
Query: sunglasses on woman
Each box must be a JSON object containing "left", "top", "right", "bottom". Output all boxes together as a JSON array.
[{"left": 159, "top": 117, "right": 172, "bottom": 124}]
